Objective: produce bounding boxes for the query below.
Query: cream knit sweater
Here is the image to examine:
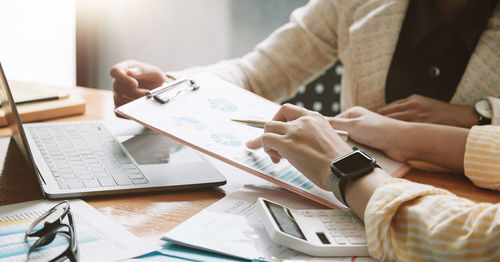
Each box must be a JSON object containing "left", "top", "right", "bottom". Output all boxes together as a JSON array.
[{"left": 174, "top": 0, "right": 500, "bottom": 124}]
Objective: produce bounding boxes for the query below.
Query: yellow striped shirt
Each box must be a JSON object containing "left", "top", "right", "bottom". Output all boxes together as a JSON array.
[{"left": 365, "top": 126, "right": 500, "bottom": 261}]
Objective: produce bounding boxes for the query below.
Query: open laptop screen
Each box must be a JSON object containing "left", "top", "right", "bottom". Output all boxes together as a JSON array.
[{"left": 0, "top": 63, "right": 37, "bottom": 173}]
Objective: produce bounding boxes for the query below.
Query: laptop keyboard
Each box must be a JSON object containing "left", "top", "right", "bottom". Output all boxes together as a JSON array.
[{"left": 28, "top": 123, "right": 148, "bottom": 190}]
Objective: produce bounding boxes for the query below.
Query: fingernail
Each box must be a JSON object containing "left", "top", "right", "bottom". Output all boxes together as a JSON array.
[{"left": 128, "top": 67, "right": 140, "bottom": 75}]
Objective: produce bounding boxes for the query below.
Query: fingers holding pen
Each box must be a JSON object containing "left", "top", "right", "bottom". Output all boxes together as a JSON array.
[
  {"left": 246, "top": 104, "right": 317, "bottom": 163},
  {"left": 272, "top": 103, "right": 313, "bottom": 122},
  {"left": 246, "top": 121, "right": 288, "bottom": 163}
]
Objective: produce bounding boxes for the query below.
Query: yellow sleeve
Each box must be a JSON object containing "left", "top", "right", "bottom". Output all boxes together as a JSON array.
[
  {"left": 464, "top": 125, "right": 500, "bottom": 190},
  {"left": 365, "top": 178, "right": 500, "bottom": 262}
]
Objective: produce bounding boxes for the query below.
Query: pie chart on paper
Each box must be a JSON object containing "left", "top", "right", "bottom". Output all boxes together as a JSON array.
[
  {"left": 208, "top": 98, "right": 238, "bottom": 112},
  {"left": 175, "top": 117, "right": 206, "bottom": 131},
  {"left": 211, "top": 133, "right": 242, "bottom": 147}
]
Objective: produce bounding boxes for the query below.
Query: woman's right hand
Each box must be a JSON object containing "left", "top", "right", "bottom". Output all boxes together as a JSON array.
[
  {"left": 110, "top": 60, "right": 169, "bottom": 108},
  {"left": 329, "top": 106, "right": 410, "bottom": 162}
]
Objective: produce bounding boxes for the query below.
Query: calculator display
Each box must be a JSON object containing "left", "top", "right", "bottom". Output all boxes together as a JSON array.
[{"left": 264, "top": 200, "right": 305, "bottom": 240}]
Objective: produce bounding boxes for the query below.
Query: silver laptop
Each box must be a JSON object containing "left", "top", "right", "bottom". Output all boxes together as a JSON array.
[{"left": 0, "top": 63, "right": 226, "bottom": 198}]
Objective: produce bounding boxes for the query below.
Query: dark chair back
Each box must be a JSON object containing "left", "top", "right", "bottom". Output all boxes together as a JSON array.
[{"left": 284, "top": 62, "right": 343, "bottom": 117}]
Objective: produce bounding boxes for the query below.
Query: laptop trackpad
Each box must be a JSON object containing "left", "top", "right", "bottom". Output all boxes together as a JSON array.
[{"left": 116, "top": 134, "right": 203, "bottom": 165}]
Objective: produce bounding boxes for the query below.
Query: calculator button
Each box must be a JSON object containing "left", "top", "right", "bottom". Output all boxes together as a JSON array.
[
  {"left": 319, "top": 216, "right": 332, "bottom": 223},
  {"left": 343, "top": 230, "right": 364, "bottom": 237},
  {"left": 329, "top": 230, "right": 343, "bottom": 237},
  {"left": 334, "top": 216, "right": 352, "bottom": 222},
  {"left": 348, "top": 236, "right": 367, "bottom": 244},
  {"left": 338, "top": 223, "right": 356, "bottom": 230},
  {"left": 317, "top": 210, "right": 328, "bottom": 216},
  {"left": 334, "top": 237, "right": 347, "bottom": 245},
  {"left": 302, "top": 211, "right": 313, "bottom": 217},
  {"left": 329, "top": 211, "right": 348, "bottom": 216},
  {"left": 324, "top": 223, "right": 336, "bottom": 230}
]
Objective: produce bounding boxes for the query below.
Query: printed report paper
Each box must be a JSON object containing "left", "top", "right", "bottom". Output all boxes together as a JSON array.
[
  {"left": 162, "top": 185, "right": 376, "bottom": 262},
  {"left": 0, "top": 199, "right": 154, "bottom": 262}
]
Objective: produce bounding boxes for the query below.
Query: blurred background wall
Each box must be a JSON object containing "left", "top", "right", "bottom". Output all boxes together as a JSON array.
[
  {"left": 76, "top": 0, "right": 307, "bottom": 90},
  {"left": 0, "top": 0, "right": 341, "bottom": 116},
  {"left": 0, "top": 0, "right": 76, "bottom": 87}
]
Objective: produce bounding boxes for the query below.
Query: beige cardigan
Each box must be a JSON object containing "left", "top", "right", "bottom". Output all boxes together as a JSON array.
[{"left": 174, "top": 0, "right": 500, "bottom": 124}]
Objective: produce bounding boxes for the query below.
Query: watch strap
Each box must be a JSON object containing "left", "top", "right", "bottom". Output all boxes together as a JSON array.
[
  {"left": 479, "top": 115, "right": 492, "bottom": 125},
  {"left": 475, "top": 99, "right": 493, "bottom": 125},
  {"left": 328, "top": 170, "right": 347, "bottom": 206}
]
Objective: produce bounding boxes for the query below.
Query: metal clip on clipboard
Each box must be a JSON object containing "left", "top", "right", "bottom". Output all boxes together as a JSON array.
[{"left": 147, "top": 78, "right": 200, "bottom": 104}]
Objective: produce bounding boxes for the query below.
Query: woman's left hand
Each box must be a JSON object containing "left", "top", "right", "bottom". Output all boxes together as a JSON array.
[
  {"left": 246, "top": 104, "right": 352, "bottom": 190},
  {"left": 377, "top": 94, "right": 479, "bottom": 128}
]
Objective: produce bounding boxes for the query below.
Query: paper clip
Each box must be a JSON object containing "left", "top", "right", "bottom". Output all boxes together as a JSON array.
[{"left": 147, "top": 78, "right": 200, "bottom": 104}]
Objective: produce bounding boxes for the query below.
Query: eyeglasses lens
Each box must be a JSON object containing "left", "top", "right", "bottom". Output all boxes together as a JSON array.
[{"left": 25, "top": 201, "right": 78, "bottom": 262}]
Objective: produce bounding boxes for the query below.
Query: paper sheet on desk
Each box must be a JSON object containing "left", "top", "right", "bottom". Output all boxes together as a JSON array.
[
  {"left": 162, "top": 185, "right": 376, "bottom": 262},
  {"left": 116, "top": 74, "right": 410, "bottom": 209},
  {"left": 0, "top": 199, "right": 154, "bottom": 262}
]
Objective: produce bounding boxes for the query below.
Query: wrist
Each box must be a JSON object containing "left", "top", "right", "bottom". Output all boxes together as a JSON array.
[
  {"left": 397, "top": 122, "right": 469, "bottom": 171},
  {"left": 397, "top": 122, "right": 432, "bottom": 161},
  {"left": 344, "top": 168, "right": 390, "bottom": 219},
  {"left": 388, "top": 121, "right": 415, "bottom": 162},
  {"left": 320, "top": 146, "right": 352, "bottom": 190},
  {"left": 459, "top": 105, "right": 480, "bottom": 128}
]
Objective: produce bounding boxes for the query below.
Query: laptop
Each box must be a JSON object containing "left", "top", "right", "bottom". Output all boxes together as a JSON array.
[{"left": 0, "top": 63, "right": 226, "bottom": 198}]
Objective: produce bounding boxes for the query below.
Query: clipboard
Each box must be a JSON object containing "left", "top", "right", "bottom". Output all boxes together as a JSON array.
[{"left": 115, "top": 74, "right": 410, "bottom": 209}]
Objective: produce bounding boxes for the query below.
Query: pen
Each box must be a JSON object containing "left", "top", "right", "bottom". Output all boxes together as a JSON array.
[
  {"left": 231, "top": 118, "right": 349, "bottom": 140},
  {"left": 15, "top": 94, "right": 70, "bottom": 105},
  {"left": 0, "top": 94, "right": 70, "bottom": 107}
]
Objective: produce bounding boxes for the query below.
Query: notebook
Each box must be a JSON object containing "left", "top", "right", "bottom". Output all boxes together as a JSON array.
[
  {"left": 0, "top": 81, "right": 86, "bottom": 126},
  {"left": 116, "top": 73, "right": 411, "bottom": 209},
  {"left": 0, "top": 63, "right": 226, "bottom": 199}
]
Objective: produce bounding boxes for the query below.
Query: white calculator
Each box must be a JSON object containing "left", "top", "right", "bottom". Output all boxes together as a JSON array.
[{"left": 256, "top": 197, "right": 369, "bottom": 257}]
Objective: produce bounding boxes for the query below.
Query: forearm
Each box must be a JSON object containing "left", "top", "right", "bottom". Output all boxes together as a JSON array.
[
  {"left": 364, "top": 179, "right": 500, "bottom": 261},
  {"left": 397, "top": 122, "right": 469, "bottom": 172}
]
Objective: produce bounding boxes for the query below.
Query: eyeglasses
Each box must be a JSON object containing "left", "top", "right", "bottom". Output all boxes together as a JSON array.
[{"left": 24, "top": 201, "right": 79, "bottom": 262}]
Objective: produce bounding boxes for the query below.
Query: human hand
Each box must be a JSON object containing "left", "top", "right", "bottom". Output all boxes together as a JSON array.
[
  {"left": 329, "top": 106, "right": 409, "bottom": 162},
  {"left": 246, "top": 104, "right": 352, "bottom": 190},
  {"left": 110, "top": 60, "right": 169, "bottom": 108},
  {"left": 377, "top": 94, "right": 479, "bottom": 128}
]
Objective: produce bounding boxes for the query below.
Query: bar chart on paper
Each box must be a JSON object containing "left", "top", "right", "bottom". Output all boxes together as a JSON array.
[
  {"left": 0, "top": 200, "right": 152, "bottom": 262},
  {"left": 238, "top": 151, "right": 314, "bottom": 190},
  {"left": 0, "top": 211, "right": 98, "bottom": 261}
]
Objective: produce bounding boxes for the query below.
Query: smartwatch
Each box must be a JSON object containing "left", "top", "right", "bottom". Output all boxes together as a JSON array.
[
  {"left": 328, "top": 149, "right": 378, "bottom": 207},
  {"left": 474, "top": 99, "right": 492, "bottom": 125}
]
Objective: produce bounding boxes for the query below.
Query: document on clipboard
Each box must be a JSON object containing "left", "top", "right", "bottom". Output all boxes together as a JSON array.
[{"left": 115, "top": 74, "right": 410, "bottom": 209}]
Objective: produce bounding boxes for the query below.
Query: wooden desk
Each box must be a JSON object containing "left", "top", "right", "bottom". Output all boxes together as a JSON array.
[{"left": 0, "top": 86, "right": 499, "bottom": 243}]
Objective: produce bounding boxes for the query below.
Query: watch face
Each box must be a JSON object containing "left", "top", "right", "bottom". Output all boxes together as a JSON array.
[
  {"left": 331, "top": 151, "right": 375, "bottom": 178},
  {"left": 475, "top": 99, "right": 492, "bottom": 119}
]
